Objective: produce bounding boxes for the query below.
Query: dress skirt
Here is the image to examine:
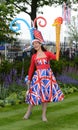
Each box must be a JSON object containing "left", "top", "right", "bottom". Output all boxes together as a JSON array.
[{"left": 25, "top": 68, "right": 64, "bottom": 105}]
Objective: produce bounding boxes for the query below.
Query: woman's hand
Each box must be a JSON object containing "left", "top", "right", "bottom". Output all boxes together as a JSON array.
[
  {"left": 26, "top": 80, "right": 31, "bottom": 90},
  {"left": 27, "top": 80, "right": 31, "bottom": 86}
]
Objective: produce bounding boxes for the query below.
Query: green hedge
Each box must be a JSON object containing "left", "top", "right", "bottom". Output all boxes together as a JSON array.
[{"left": 0, "top": 57, "right": 77, "bottom": 79}]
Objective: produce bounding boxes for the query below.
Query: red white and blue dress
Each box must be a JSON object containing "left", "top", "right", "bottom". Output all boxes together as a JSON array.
[{"left": 25, "top": 51, "right": 64, "bottom": 105}]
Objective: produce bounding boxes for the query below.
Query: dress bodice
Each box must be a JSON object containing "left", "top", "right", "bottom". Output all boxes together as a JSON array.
[
  {"left": 28, "top": 51, "right": 56, "bottom": 80},
  {"left": 35, "top": 57, "right": 49, "bottom": 67}
]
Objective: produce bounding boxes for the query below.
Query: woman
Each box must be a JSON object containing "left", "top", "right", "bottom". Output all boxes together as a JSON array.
[{"left": 24, "top": 29, "right": 64, "bottom": 122}]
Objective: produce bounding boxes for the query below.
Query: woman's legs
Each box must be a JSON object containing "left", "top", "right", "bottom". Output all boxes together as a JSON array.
[
  {"left": 23, "top": 104, "right": 33, "bottom": 119},
  {"left": 42, "top": 102, "right": 47, "bottom": 121},
  {"left": 23, "top": 103, "right": 47, "bottom": 121}
]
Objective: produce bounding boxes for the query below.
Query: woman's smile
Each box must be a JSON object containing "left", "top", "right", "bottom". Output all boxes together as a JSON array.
[{"left": 33, "top": 41, "right": 41, "bottom": 51}]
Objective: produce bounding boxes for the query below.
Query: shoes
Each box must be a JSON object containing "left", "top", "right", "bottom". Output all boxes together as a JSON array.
[
  {"left": 23, "top": 112, "right": 48, "bottom": 122},
  {"left": 42, "top": 117, "right": 48, "bottom": 122}
]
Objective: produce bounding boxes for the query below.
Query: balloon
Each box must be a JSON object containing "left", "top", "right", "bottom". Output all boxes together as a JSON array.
[
  {"left": 9, "top": 18, "right": 34, "bottom": 45},
  {"left": 52, "top": 17, "right": 63, "bottom": 26},
  {"left": 10, "top": 17, "right": 47, "bottom": 46},
  {"left": 52, "top": 17, "right": 63, "bottom": 61},
  {"left": 33, "top": 16, "right": 47, "bottom": 28}
]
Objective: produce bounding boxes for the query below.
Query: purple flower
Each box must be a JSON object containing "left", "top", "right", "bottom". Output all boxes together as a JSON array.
[{"left": 57, "top": 74, "right": 78, "bottom": 85}]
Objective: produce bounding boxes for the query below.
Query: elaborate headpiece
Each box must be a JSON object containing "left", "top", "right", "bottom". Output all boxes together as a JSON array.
[{"left": 32, "top": 29, "right": 44, "bottom": 44}]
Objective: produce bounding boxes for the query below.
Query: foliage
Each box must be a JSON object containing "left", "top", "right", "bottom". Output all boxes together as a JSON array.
[
  {"left": 0, "top": 90, "right": 26, "bottom": 107},
  {"left": 0, "top": 0, "right": 78, "bottom": 45},
  {"left": 0, "top": 58, "right": 30, "bottom": 84},
  {"left": 0, "top": 0, "right": 78, "bottom": 42},
  {"left": 50, "top": 59, "right": 63, "bottom": 76},
  {"left": 67, "top": 15, "right": 78, "bottom": 45},
  {"left": 13, "top": 57, "right": 31, "bottom": 75},
  {"left": 57, "top": 64, "right": 78, "bottom": 85},
  {"left": 0, "top": 59, "right": 30, "bottom": 100},
  {"left": 73, "top": 56, "right": 78, "bottom": 66},
  {"left": 59, "top": 82, "right": 78, "bottom": 94},
  {"left": 0, "top": 57, "right": 78, "bottom": 101},
  {"left": 3, "top": 0, "right": 78, "bottom": 21},
  {"left": 0, "top": 1, "right": 19, "bottom": 43},
  {"left": 0, "top": 60, "right": 13, "bottom": 74},
  {"left": 0, "top": 81, "right": 78, "bottom": 107}
]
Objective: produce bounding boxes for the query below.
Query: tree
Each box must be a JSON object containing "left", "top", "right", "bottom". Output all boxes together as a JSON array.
[
  {"left": 4, "top": 0, "right": 78, "bottom": 21},
  {"left": 0, "top": 0, "right": 78, "bottom": 43},
  {"left": 67, "top": 15, "right": 78, "bottom": 48},
  {"left": 0, "top": 1, "right": 19, "bottom": 43}
]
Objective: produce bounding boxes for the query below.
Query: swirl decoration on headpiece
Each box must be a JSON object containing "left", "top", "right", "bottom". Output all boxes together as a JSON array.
[
  {"left": 9, "top": 16, "right": 47, "bottom": 46},
  {"left": 33, "top": 16, "right": 47, "bottom": 28}
]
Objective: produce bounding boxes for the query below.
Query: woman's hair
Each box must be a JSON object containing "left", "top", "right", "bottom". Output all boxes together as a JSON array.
[{"left": 30, "top": 44, "right": 47, "bottom": 56}]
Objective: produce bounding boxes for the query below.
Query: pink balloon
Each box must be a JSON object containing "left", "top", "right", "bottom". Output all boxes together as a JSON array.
[{"left": 33, "top": 16, "right": 47, "bottom": 28}]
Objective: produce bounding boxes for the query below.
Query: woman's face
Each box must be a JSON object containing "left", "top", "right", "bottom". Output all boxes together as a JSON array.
[{"left": 32, "top": 41, "right": 41, "bottom": 51}]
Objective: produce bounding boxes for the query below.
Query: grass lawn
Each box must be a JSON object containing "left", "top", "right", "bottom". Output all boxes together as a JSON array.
[{"left": 0, "top": 92, "right": 78, "bottom": 130}]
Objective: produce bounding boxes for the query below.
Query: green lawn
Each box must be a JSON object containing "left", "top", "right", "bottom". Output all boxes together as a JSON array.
[{"left": 0, "top": 93, "right": 78, "bottom": 130}]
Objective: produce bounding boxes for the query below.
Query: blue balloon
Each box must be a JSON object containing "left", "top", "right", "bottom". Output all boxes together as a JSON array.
[{"left": 10, "top": 18, "right": 34, "bottom": 45}]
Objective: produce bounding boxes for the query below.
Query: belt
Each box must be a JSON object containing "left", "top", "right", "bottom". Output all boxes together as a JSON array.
[{"left": 36, "top": 64, "right": 50, "bottom": 69}]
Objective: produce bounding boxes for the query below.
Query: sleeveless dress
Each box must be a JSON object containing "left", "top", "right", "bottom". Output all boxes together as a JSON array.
[{"left": 25, "top": 57, "right": 64, "bottom": 105}]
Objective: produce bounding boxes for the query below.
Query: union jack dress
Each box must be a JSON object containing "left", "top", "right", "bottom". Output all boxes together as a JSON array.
[{"left": 25, "top": 57, "right": 64, "bottom": 105}]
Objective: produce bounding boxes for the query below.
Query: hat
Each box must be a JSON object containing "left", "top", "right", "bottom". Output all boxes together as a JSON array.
[{"left": 32, "top": 29, "right": 44, "bottom": 44}]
